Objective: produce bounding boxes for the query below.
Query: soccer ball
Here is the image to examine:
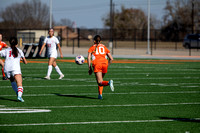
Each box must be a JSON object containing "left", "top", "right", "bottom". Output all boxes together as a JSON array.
[{"left": 75, "top": 55, "right": 85, "bottom": 65}]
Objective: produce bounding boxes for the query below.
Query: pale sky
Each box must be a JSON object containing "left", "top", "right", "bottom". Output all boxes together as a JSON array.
[{"left": 0, "top": 0, "right": 167, "bottom": 28}]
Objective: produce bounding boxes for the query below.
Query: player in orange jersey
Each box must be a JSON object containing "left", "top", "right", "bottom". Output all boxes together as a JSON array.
[
  {"left": 0, "top": 34, "right": 8, "bottom": 80},
  {"left": 87, "top": 35, "right": 114, "bottom": 99}
]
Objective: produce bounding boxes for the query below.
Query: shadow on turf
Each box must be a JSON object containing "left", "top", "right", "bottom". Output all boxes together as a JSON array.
[
  {"left": 53, "top": 93, "right": 98, "bottom": 100},
  {"left": 0, "top": 97, "right": 18, "bottom": 102},
  {"left": 159, "top": 117, "right": 200, "bottom": 123}
]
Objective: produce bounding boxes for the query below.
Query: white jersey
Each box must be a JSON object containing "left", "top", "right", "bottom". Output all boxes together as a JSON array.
[
  {"left": 0, "top": 47, "right": 24, "bottom": 72},
  {"left": 44, "top": 36, "right": 59, "bottom": 55}
]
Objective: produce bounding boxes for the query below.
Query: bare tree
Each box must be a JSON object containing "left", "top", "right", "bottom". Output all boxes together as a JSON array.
[
  {"left": 160, "top": 0, "right": 200, "bottom": 40},
  {"left": 56, "top": 18, "right": 73, "bottom": 28},
  {"left": 0, "top": 0, "right": 51, "bottom": 29},
  {"left": 102, "top": 6, "right": 156, "bottom": 40}
]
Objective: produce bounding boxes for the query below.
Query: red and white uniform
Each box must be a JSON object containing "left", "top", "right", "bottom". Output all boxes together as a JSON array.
[
  {"left": 0, "top": 41, "right": 7, "bottom": 51},
  {"left": 88, "top": 43, "right": 110, "bottom": 73},
  {"left": 44, "top": 36, "right": 59, "bottom": 58},
  {"left": 0, "top": 47, "right": 25, "bottom": 78}
]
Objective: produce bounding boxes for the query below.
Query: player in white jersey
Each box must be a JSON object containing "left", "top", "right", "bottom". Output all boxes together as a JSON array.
[
  {"left": 39, "top": 28, "right": 64, "bottom": 80},
  {"left": 0, "top": 37, "right": 27, "bottom": 102}
]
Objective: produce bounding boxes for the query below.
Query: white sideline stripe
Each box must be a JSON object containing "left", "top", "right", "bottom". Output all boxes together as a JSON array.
[
  {"left": 9, "top": 102, "right": 200, "bottom": 109},
  {"left": 0, "top": 108, "right": 51, "bottom": 114},
  {"left": 1, "top": 118, "right": 200, "bottom": 127},
  {"left": 0, "top": 119, "right": 175, "bottom": 127},
  {"left": 0, "top": 84, "right": 97, "bottom": 88},
  {"left": 13, "top": 70, "right": 199, "bottom": 76},
  {"left": 0, "top": 91, "right": 199, "bottom": 97},
  {"left": 0, "top": 82, "right": 200, "bottom": 88}
]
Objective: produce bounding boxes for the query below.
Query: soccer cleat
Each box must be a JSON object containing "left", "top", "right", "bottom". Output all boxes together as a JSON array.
[
  {"left": 109, "top": 80, "right": 114, "bottom": 92},
  {"left": 2, "top": 77, "right": 8, "bottom": 80},
  {"left": 44, "top": 76, "right": 50, "bottom": 80},
  {"left": 17, "top": 97, "right": 24, "bottom": 102},
  {"left": 59, "top": 74, "right": 64, "bottom": 79},
  {"left": 98, "top": 95, "right": 103, "bottom": 100}
]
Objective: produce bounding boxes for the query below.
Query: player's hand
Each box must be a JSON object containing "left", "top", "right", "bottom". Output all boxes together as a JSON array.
[
  {"left": 60, "top": 54, "right": 63, "bottom": 59},
  {"left": 88, "top": 69, "right": 93, "bottom": 75},
  {"left": 88, "top": 66, "right": 93, "bottom": 75}
]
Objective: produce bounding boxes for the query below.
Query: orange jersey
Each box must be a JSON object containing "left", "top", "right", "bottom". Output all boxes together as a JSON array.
[
  {"left": 0, "top": 41, "right": 7, "bottom": 51},
  {"left": 88, "top": 43, "right": 110, "bottom": 65}
]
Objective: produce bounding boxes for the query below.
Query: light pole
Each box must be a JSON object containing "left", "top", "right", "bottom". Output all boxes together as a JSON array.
[
  {"left": 110, "top": 0, "right": 113, "bottom": 54},
  {"left": 147, "top": 0, "right": 151, "bottom": 55},
  {"left": 49, "top": 0, "right": 52, "bottom": 28}
]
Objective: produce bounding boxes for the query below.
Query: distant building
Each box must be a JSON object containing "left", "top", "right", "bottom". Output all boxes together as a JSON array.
[
  {"left": 17, "top": 26, "right": 78, "bottom": 44},
  {"left": 17, "top": 30, "right": 58, "bottom": 43},
  {"left": 54, "top": 26, "right": 78, "bottom": 40}
]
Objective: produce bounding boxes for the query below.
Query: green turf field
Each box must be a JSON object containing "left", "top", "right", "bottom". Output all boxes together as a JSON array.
[{"left": 0, "top": 58, "right": 200, "bottom": 132}]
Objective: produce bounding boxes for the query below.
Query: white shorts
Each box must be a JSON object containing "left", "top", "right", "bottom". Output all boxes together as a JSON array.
[
  {"left": 48, "top": 52, "right": 57, "bottom": 59},
  {"left": 5, "top": 70, "right": 22, "bottom": 79}
]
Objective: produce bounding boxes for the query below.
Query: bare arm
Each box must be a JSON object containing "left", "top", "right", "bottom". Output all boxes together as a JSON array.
[
  {"left": 22, "top": 57, "right": 27, "bottom": 64},
  {"left": 107, "top": 53, "right": 113, "bottom": 66},
  {"left": 87, "top": 52, "right": 93, "bottom": 75},
  {"left": 39, "top": 43, "right": 46, "bottom": 56},
  {"left": 0, "top": 59, "right": 4, "bottom": 67},
  {"left": 57, "top": 43, "right": 63, "bottom": 58}
]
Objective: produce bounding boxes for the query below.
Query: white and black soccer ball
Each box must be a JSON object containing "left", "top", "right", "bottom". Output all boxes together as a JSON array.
[{"left": 75, "top": 55, "right": 85, "bottom": 65}]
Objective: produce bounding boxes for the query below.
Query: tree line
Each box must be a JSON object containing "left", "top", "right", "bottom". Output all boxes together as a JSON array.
[{"left": 0, "top": 0, "right": 199, "bottom": 41}]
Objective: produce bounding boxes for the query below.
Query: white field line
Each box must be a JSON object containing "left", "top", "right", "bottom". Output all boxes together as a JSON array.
[
  {"left": 21, "top": 66, "right": 200, "bottom": 70},
  {"left": 6, "top": 102, "right": 200, "bottom": 109},
  {"left": 0, "top": 91, "right": 199, "bottom": 97},
  {"left": 0, "top": 84, "right": 97, "bottom": 88},
  {"left": 0, "top": 82, "right": 200, "bottom": 88},
  {"left": 1, "top": 118, "right": 200, "bottom": 127},
  {"left": 0, "top": 108, "right": 51, "bottom": 113},
  {"left": 0, "top": 77, "right": 199, "bottom": 82},
  {"left": 2, "top": 82, "right": 200, "bottom": 88},
  {"left": 22, "top": 77, "right": 200, "bottom": 82},
  {"left": 0, "top": 120, "right": 177, "bottom": 127},
  {"left": 28, "top": 76, "right": 200, "bottom": 79}
]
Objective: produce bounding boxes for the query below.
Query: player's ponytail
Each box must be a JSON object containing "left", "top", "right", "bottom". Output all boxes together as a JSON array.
[
  {"left": 93, "top": 35, "right": 101, "bottom": 52},
  {"left": 9, "top": 37, "right": 19, "bottom": 58}
]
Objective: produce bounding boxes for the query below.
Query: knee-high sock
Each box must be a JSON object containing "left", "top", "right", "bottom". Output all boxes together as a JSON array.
[
  {"left": 100, "top": 81, "right": 109, "bottom": 86},
  {"left": 47, "top": 65, "right": 52, "bottom": 77},
  {"left": 55, "top": 65, "right": 63, "bottom": 75},
  {"left": 98, "top": 86, "right": 103, "bottom": 95},
  {"left": 11, "top": 81, "right": 18, "bottom": 95},
  {"left": 18, "top": 86, "right": 23, "bottom": 97},
  {"left": 2, "top": 68, "right": 5, "bottom": 77}
]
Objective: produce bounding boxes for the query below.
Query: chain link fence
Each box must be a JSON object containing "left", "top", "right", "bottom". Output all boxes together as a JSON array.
[{"left": 0, "top": 27, "right": 199, "bottom": 58}]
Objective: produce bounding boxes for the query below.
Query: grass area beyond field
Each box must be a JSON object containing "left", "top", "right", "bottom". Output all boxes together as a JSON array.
[{"left": 0, "top": 58, "right": 200, "bottom": 132}]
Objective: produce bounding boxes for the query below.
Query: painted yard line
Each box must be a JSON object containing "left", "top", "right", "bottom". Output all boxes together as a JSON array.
[
  {"left": 0, "top": 82, "right": 200, "bottom": 88},
  {"left": 0, "top": 120, "right": 178, "bottom": 127},
  {"left": 21, "top": 69, "right": 200, "bottom": 72},
  {"left": 22, "top": 66, "right": 200, "bottom": 71},
  {"left": 0, "top": 84, "right": 97, "bottom": 88},
  {"left": 0, "top": 108, "right": 51, "bottom": 113},
  {"left": 20, "top": 65, "right": 200, "bottom": 70},
  {"left": 0, "top": 77, "right": 198, "bottom": 82},
  {"left": 15, "top": 73, "right": 200, "bottom": 76},
  {"left": 1, "top": 118, "right": 200, "bottom": 127},
  {"left": 0, "top": 91, "right": 199, "bottom": 97},
  {"left": 25, "top": 77, "right": 200, "bottom": 80},
  {"left": 7, "top": 102, "right": 200, "bottom": 109}
]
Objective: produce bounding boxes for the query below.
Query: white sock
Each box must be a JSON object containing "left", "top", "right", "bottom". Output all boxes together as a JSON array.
[
  {"left": 11, "top": 81, "right": 18, "bottom": 95},
  {"left": 18, "top": 86, "right": 23, "bottom": 97},
  {"left": 47, "top": 65, "right": 53, "bottom": 77},
  {"left": 55, "top": 65, "right": 63, "bottom": 75}
]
